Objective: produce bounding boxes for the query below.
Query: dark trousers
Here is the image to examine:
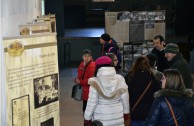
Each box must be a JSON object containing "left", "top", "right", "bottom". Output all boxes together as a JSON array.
[{"left": 83, "top": 100, "right": 87, "bottom": 113}]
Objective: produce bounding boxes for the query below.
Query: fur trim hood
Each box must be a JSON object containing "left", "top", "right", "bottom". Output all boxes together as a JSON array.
[
  {"left": 154, "top": 89, "right": 193, "bottom": 99},
  {"left": 88, "top": 67, "right": 128, "bottom": 99}
]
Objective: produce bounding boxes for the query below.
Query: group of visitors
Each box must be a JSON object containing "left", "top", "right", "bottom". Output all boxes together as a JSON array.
[{"left": 73, "top": 33, "right": 194, "bottom": 126}]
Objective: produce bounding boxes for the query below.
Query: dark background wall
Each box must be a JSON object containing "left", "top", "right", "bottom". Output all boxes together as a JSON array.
[
  {"left": 45, "top": 0, "right": 194, "bottom": 67},
  {"left": 45, "top": 0, "right": 194, "bottom": 36},
  {"left": 45, "top": 0, "right": 64, "bottom": 37},
  {"left": 63, "top": 0, "right": 176, "bottom": 28},
  {"left": 175, "top": 0, "right": 194, "bottom": 35}
]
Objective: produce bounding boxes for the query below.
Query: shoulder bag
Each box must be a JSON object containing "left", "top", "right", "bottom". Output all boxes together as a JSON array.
[
  {"left": 164, "top": 97, "right": 179, "bottom": 126},
  {"left": 71, "top": 61, "right": 92, "bottom": 101},
  {"left": 131, "top": 80, "right": 152, "bottom": 112}
]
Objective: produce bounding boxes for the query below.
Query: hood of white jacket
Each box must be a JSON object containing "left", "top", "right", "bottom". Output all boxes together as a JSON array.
[{"left": 88, "top": 67, "right": 128, "bottom": 99}]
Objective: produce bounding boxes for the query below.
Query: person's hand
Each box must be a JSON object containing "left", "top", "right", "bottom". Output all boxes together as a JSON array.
[
  {"left": 84, "top": 120, "right": 92, "bottom": 126},
  {"left": 124, "top": 114, "right": 131, "bottom": 126},
  {"left": 74, "top": 78, "right": 80, "bottom": 84}
]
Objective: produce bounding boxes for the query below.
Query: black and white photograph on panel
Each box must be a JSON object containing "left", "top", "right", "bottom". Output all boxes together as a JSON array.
[{"left": 34, "top": 74, "right": 59, "bottom": 108}]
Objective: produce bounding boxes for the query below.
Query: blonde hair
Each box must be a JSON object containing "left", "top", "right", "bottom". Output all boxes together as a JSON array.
[{"left": 163, "top": 69, "right": 185, "bottom": 90}]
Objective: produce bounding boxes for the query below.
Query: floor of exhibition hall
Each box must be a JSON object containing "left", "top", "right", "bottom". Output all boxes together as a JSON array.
[{"left": 59, "top": 67, "right": 84, "bottom": 126}]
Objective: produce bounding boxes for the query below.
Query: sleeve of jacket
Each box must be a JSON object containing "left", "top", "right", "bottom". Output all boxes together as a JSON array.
[
  {"left": 79, "top": 61, "right": 96, "bottom": 86},
  {"left": 144, "top": 98, "right": 161, "bottom": 126},
  {"left": 77, "top": 62, "right": 84, "bottom": 79},
  {"left": 84, "top": 85, "right": 99, "bottom": 120},
  {"left": 120, "top": 76, "right": 130, "bottom": 114}
]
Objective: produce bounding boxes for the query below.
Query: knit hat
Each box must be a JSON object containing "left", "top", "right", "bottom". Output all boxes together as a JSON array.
[
  {"left": 82, "top": 49, "right": 92, "bottom": 55},
  {"left": 101, "top": 33, "right": 110, "bottom": 42},
  {"left": 164, "top": 43, "right": 179, "bottom": 54},
  {"left": 95, "top": 56, "right": 112, "bottom": 66}
]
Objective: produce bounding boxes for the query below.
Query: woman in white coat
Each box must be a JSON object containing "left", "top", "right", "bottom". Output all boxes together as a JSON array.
[{"left": 84, "top": 56, "right": 130, "bottom": 126}]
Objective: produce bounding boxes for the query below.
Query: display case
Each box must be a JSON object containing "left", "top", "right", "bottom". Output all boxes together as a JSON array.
[
  {"left": 123, "top": 42, "right": 143, "bottom": 72},
  {"left": 122, "top": 40, "right": 155, "bottom": 72}
]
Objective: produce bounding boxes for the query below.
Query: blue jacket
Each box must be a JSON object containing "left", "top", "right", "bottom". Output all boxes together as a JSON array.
[{"left": 144, "top": 89, "right": 194, "bottom": 126}]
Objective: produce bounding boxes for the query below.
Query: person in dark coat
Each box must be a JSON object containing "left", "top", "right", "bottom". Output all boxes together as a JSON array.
[
  {"left": 100, "top": 33, "right": 122, "bottom": 70},
  {"left": 125, "top": 56, "right": 161, "bottom": 126},
  {"left": 164, "top": 43, "right": 193, "bottom": 89},
  {"left": 144, "top": 69, "right": 194, "bottom": 126},
  {"left": 151, "top": 35, "right": 169, "bottom": 72},
  {"left": 146, "top": 53, "right": 164, "bottom": 87}
]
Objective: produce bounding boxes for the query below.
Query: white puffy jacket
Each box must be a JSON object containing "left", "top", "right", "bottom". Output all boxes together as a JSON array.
[{"left": 84, "top": 67, "right": 129, "bottom": 126}]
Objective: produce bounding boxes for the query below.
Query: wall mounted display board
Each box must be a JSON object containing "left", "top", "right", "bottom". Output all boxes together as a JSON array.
[
  {"left": 105, "top": 11, "right": 130, "bottom": 43},
  {"left": 37, "top": 14, "right": 56, "bottom": 33},
  {"left": 3, "top": 33, "right": 60, "bottom": 126},
  {"left": 123, "top": 42, "right": 143, "bottom": 72},
  {"left": 105, "top": 10, "right": 165, "bottom": 43},
  {"left": 19, "top": 23, "right": 51, "bottom": 36}
]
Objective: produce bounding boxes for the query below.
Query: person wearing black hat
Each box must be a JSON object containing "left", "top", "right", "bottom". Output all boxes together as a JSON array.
[
  {"left": 146, "top": 53, "right": 164, "bottom": 86},
  {"left": 99, "top": 33, "right": 122, "bottom": 71},
  {"left": 164, "top": 43, "right": 193, "bottom": 88}
]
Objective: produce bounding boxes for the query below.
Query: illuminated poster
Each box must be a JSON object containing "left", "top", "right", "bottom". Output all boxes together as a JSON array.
[{"left": 3, "top": 33, "right": 59, "bottom": 126}]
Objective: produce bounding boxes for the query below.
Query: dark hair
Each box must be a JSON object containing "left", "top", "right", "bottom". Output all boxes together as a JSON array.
[
  {"left": 105, "top": 53, "right": 116, "bottom": 67},
  {"left": 146, "top": 53, "right": 158, "bottom": 67},
  {"left": 101, "top": 33, "right": 111, "bottom": 42},
  {"left": 154, "top": 35, "right": 164, "bottom": 43},
  {"left": 163, "top": 69, "right": 185, "bottom": 90},
  {"left": 90, "top": 120, "right": 103, "bottom": 126},
  {"left": 128, "top": 56, "right": 151, "bottom": 77},
  {"left": 83, "top": 49, "right": 92, "bottom": 55}
]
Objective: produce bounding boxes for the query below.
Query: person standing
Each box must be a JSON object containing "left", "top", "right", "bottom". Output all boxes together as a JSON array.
[
  {"left": 100, "top": 33, "right": 122, "bottom": 71},
  {"left": 105, "top": 53, "right": 122, "bottom": 73},
  {"left": 84, "top": 56, "right": 130, "bottom": 126},
  {"left": 151, "top": 35, "right": 169, "bottom": 72},
  {"left": 74, "top": 49, "right": 96, "bottom": 113},
  {"left": 144, "top": 69, "right": 193, "bottom": 126},
  {"left": 164, "top": 43, "right": 193, "bottom": 88},
  {"left": 124, "top": 56, "right": 161, "bottom": 126},
  {"left": 146, "top": 53, "right": 164, "bottom": 86}
]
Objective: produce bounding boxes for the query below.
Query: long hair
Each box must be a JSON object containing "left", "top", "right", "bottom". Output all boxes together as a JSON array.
[
  {"left": 105, "top": 53, "right": 116, "bottom": 67},
  {"left": 163, "top": 69, "right": 185, "bottom": 90},
  {"left": 128, "top": 56, "right": 151, "bottom": 77}
]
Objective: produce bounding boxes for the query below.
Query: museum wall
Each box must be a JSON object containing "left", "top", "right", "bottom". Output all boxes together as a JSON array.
[{"left": 63, "top": 0, "right": 175, "bottom": 28}]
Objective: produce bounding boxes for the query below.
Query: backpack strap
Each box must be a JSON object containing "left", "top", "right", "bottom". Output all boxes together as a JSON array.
[
  {"left": 82, "top": 61, "right": 92, "bottom": 80},
  {"left": 108, "top": 47, "right": 114, "bottom": 53}
]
